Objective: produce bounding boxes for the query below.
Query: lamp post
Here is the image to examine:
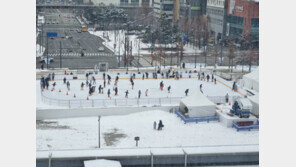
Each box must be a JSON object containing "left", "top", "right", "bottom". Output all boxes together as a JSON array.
[{"left": 98, "top": 116, "right": 101, "bottom": 148}]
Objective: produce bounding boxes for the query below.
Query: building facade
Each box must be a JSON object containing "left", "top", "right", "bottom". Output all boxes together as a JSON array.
[
  {"left": 206, "top": 0, "right": 227, "bottom": 42},
  {"left": 91, "top": 0, "right": 152, "bottom": 6},
  {"left": 226, "top": 0, "right": 259, "bottom": 40},
  {"left": 153, "top": 0, "right": 176, "bottom": 21}
]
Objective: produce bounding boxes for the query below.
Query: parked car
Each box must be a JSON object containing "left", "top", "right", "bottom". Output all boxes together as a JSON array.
[
  {"left": 40, "top": 57, "right": 54, "bottom": 64},
  {"left": 98, "top": 47, "right": 105, "bottom": 52}
]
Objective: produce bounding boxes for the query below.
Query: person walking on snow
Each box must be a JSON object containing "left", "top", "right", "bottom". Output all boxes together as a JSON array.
[
  {"left": 185, "top": 89, "right": 189, "bottom": 96},
  {"left": 81, "top": 82, "right": 85, "bottom": 90},
  {"left": 168, "top": 85, "right": 171, "bottom": 93},
  {"left": 158, "top": 120, "right": 164, "bottom": 130},
  {"left": 138, "top": 90, "right": 141, "bottom": 99},
  {"left": 125, "top": 90, "right": 129, "bottom": 98},
  {"left": 145, "top": 89, "right": 148, "bottom": 96}
]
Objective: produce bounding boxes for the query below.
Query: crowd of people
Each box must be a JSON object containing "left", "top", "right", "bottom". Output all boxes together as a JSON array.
[{"left": 40, "top": 69, "right": 229, "bottom": 100}]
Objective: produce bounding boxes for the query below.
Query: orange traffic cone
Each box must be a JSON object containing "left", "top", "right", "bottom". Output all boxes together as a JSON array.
[
  {"left": 74, "top": 94, "right": 76, "bottom": 98},
  {"left": 66, "top": 92, "right": 68, "bottom": 95},
  {"left": 59, "top": 89, "right": 61, "bottom": 92},
  {"left": 86, "top": 96, "right": 89, "bottom": 100},
  {"left": 229, "top": 102, "right": 231, "bottom": 106}
]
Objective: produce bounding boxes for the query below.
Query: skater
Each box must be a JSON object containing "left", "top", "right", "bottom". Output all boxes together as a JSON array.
[
  {"left": 142, "top": 73, "right": 145, "bottom": 80},
  {"left": 107, "top": 89, "right": 111, "bottom": 98},
  {"left": 52, "top": 72, "right": 55, "bottom": 81},
  {"left": 182, "top": 62, "right": 185, "bottom": 69},
  {"left": 103, "top": 73, "right": 106, "bottom": 80},
  {"left": 41, "top": 63, "right": 44, "bottom": 70},
  {"left": 214, "top": 78, "right": 217, "bottom": 84},
  {"left": 200, "top": 84, "right": 203, "bottom": 93},
  {"left": 131, "top": 81, "right": 134, "bottom": 89},
  {"left": 198, "top": 73, "right": 200, "bottom": 80},
  {"left": 158, "top": 120, "right": 164, "bottom": 130},
  {"left": 52, "top": 82, "right": 56, "bottom": 88},
  {"left": 98, "top": 85, "right": 102, "bottom": 93},
  {"left": 63, "top": 77, "right": 66, "bottom": 84},
  {"left": 138, "top": 90, "right": 141, "bottom": 99},
  {"left": 125, "top": 90, "right": 129, "bottom": 98},
  {"left": 153, "top": 121, "right": 157, "bottom": 130},
  {"left": 185, "top": 89, "right": 189, "bottom": 96},
  {"left": 115, "top": 75, "right": 119, "bottom": 82},
  {"left": 206, "top": 74, "right": 210, "bottom": 82},
  {"left": 232, "top": 81, "right": 237, "bottom": 91},
  {"left": 81, "top": 82, "right": 85, "bottom": 90},
  {"left": 133, "top": 73, "right": 136, "bottom": 79},
  {"left": 161, "top": 72, "right": 164, "bottom": 78},
  {"left": 107, "top": 75, "right": 111, "bottom": 85},
  {"left": 92, "top": 76, "right": 96, "bottom": 84},
  {"left": 66, "top": 81, "right": 70, "bottom": 91},
  {"left": 166, "top": 72, "right": 169, "bottom": 79},
  {"left": 145, "top": 89, "right": 148, "bottom": 96},
  {"left": 211, "top": 74, "right": 214, "bottom": 82},
  {"left": 225, "top": 93, "right": 229, "bottom": 103},
  {"left": 145, "top": 72, "right": 149, "bottom": 79},
  {"left": 86, "top": 73, "right": 89, "bottom": 80},
  {"left": 86, "top": 80, "right": 89, "bottom": 87},
  {"left": 160, "top": 81, "right": 164, "bottom": 91},
  {"left": 168, "top": 85, "right": 171, "bottom": 93},
  {"left": 115, "top": 87, "right": 118, "bottom": 96},
  {"left": 103, "top": 79, "right": 106, "bottom": 88}
]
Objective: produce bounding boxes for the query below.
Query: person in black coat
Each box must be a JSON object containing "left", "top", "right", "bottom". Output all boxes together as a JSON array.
[
  {"left": 63, "top": 77, "right": 66, "bottom": 84},
  {"left": 138, "top": 90, "right": 141, "bottom": 99},
  {"left": 115, "top": 87, "right": 118, "bottom": 96},
  {"left": 81, "top": 82, "right": 85, "bottom": 90},
  {"left": 107, "top": 89, "right": 111, "bottom": 98},
  {"left": 185, "top": 89, "right": 189, "bottom": 96},
  {"left": 125, "top": 90, "right": 129, "bottom": 98},
  {"left": 158, "top": 120, "right": 164, "bottom": 130},
  {"left": 168, "top": 85, "right": 171, "bottom": 93}
]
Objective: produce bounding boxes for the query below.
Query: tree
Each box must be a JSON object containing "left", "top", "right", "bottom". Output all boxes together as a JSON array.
[{"left": 227, "top": 40, "right": 236, "bottom": 72}]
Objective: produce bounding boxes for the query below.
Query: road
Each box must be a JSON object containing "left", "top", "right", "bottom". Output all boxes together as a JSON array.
[{"left": 37, "top": 8, "right": 118, "bottom": 69}]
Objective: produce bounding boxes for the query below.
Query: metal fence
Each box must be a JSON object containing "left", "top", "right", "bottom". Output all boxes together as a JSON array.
[{"left": 41, "top": 92, "right": 239, "bottom": 109}]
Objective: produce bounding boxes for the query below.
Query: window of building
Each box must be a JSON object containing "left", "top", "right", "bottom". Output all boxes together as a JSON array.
[{"left": 251, "top": 18, "right": 259, "bottom": 28}]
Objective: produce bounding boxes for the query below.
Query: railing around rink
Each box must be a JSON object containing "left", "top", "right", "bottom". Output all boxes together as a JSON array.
[{"left": 40, "top": 92, "right": 239, "bottom": 109}]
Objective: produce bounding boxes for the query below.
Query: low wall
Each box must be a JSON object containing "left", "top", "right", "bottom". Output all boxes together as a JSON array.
[{"left": 36, "top": 105, "right": 174, "bottom": 120}]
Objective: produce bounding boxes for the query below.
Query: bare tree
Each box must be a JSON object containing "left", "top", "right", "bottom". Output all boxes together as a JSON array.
[{"left": 227, "top": 41, "right": 236, "bottom": 72}]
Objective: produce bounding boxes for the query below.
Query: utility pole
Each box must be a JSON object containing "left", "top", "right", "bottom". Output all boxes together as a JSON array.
[
  {"left": 98, "top": 116, "right": 101, "bottom": 148},
  {"left": 59, "top": 40, "right": 62, "bottom": 69},
  {"left": 138, "top": 38, "right": 140, "bottom": 72},
  {"left": 46, "top": 36, "right": 49, "bottom": 69}
]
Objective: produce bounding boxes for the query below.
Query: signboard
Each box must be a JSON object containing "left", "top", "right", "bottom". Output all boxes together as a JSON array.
[
  {"left": 207, "top": 0, "right": 225, "bottom": 8},
  {"left": 191, "top": 6, "right": 201, "bottom": 10},
  {"left": 46, "top": 32, "right": 58, "bottom": 37}
]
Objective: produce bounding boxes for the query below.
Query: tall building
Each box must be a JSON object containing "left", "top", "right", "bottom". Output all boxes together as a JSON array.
[
  {"left": 226, "top": 0, "right": 259, "bottom": 41},
  {"left": 153, "top": 0, "right": 176, "bottom": 21},
  {"left": 206, "top": 0, "right": 227, "bottom": 42},
  {"left": 187, "top": 0, "right": 207, "bottom": 18}
]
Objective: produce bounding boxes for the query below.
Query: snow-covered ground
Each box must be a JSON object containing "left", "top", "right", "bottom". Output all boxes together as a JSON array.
[
  {"left": 89, "top": 30, "right": 202, "bottom": 56},
  {"left": 37, "top": 110, "right": 258, "bottom": 150}
]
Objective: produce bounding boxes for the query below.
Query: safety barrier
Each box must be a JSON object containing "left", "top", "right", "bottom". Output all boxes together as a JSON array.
[
  {"left": 232, "top": 120, "right": 259, "bottom": 132},
  {"left": 174, "top": 109, "right": 219, "bottom": 124},
  {"left": 41, "top": 91, "right": 239, "bottom": 108}
]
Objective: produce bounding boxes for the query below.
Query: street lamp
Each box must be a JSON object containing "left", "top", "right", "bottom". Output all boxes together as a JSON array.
[{"left": 98, "top": 116, "right": 101, "bottom": 148}]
